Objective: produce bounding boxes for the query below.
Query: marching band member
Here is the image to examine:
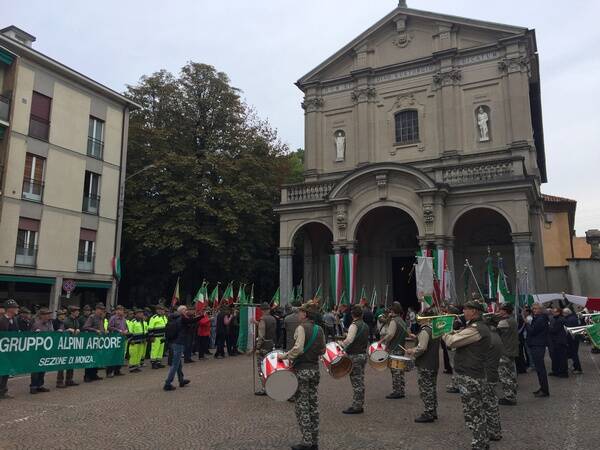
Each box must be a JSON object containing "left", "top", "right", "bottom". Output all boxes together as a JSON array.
[
  {"left": 442, "top": 300, "right": 491, "bottom": 450},
  {"left": 339, "top": 304, "right": 369, "bottom": 414},
  {"left": 496, "top": 304, "right": 519, "bottom": 405},
  {"left": 379, "top": 302, "right": 408, "bottom": 399},
  {"left": 255, "top": 302, "right": 277, "bottom": 396},
  {"left": 406, "top": 309, "right": 440, "bottom": 423},
  {"left": 483, "top": 322, "right": 503, "bottom": 442},
  {"left": 278, "top": 301, "right": 326, "bottom": 450}
]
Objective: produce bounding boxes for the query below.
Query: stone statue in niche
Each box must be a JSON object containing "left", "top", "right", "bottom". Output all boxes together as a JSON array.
[
  {"left": 477, "top": 106, "right": 490, "bottom": 142},
  {"left": 334, "top": 130, "right": 346, "bottom": 161}
]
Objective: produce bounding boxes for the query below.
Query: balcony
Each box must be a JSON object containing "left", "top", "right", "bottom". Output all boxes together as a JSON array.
[
  {"left": 0, "top": 94, "right": 10, "bottom": 123},
  {"left": 15, "top": 245, "right": 37, "bottom": 267},
  {"left": 280, "top": 181, "right": 336, "bottom": 204},
  {"left": 87, "top": 136, "right": 104, "bottom": 160},
  {"left": 77, "top": 252, "right": 95, "bottom": 272},
  {"left": 28, "top": 114, "right": 50, "bottom": 141},
  {"left": 22, "top": 179, "right": 44, "bottom": 202},
  {"left": 82, "top": 193, "right": 101, "bottom": 214}
]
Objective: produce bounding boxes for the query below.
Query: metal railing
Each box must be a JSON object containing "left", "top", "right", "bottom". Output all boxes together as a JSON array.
[
  {"left": 15, "top": 245, "right": 38, "bottom": 267},
  {"left": 0, "top": 94, "right": 10, "bottom": 122},
  {"left": 87, "top": 136, "right": 104, "bottom": 160},
  {"left": 29, "top": 114, "right": 50, "bottom": 141},
  {"left": 82, "top": 193, "right": 101, "bottom": 214},
  {"left": 22, "top": 179, "right": 44, "bottom": 202},
  {"left": 77, "top": 252, "right": 95, "bottom": 272}
]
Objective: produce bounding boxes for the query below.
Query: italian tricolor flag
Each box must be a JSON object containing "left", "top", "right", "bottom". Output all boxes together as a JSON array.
[
  {"left": 171, "top": 277, "right": 180, "bottom": 307},
  {"left": 344, "top": 250, "right": 357, "bottom": 304},
  {"left": 433, "top": 248, "right": 447, "bottom": 302},
  {"left": 330, "top": 253, "right": 344, "bottom": 306},
  {"left": 236, "top": 292, "right": 256, "bottom": 354}
]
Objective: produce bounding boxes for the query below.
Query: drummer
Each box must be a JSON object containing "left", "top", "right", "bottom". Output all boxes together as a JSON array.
[
  {"left": 405, "top": 310, "right": 440, "bottom": 423},
  {"left": 278, "top": 301, "right": 326, "bottom": 450},
  {"left": 255, "top": 302, "right": 277, "bottom": 396},
  {"left": 339, "top": 304, "right": 369, "bottom": 414},
  {"left": 379, "top": 302, "right": 409, "bottom": 399}
]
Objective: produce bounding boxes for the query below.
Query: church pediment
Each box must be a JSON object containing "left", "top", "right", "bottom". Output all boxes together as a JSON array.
[{"left": 298, "top": 6, "right": 528, "bottom": 87}]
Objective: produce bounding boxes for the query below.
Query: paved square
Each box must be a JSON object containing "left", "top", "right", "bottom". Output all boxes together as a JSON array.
[{"left": 1, "top": 348, "right": 599, "bottom": 449}]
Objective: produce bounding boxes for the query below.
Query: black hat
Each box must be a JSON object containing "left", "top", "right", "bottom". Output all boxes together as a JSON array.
[
  {"left": 3, "top": 299, "right": 19, "bottom": 309},
  {"left": 38, "top": 307, "right": 52, "bottom": 315},
  {"left": 463, "top": 300, "right": 486, "bottom": 312},
  {"left": 68, "top": 305, "right": 81, "bottom": 312},
  {"left": 20, "top": 306, "right": 31, "bottom": 314},
  {"left": 500, "top": 304, "right": 514, "bottom": 314},
  {"left": 94, "top": 303, "right": 106, "bottom": 310}
]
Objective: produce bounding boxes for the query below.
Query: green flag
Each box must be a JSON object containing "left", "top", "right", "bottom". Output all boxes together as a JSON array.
[
  {"left": 271, "top": 287, "right": 280, "bottom": 306},
  {"left": 370, "top": 286, "right": 378, "bottom": 308},
  {"left": 591, "top": 314, "right": 600, "bottom": 324},
  {"left": 193, "top": 281, "right": 207, "bottom": 304},
  {"left": 237, "top": 283, "right": 247, "bottom": 304},
  {"left": 486, "top": 256, "right": 496, "bottom": 301},
  {"left": 313, "top": 285, "right": 322, "bottom": 301},
  {"left": 339, "top": 290, "right": 349, "bottom": 306},
  {"left": 210, "top": 284, "right": 220, "bottom": 308},
  {"left": 296, "top": 279, "right": 303, "bottom": 302},
  {"left": 358, "top": 286, "right": 367, "bottom": 304},
  {"left": 222, "top": 282, "right": 234, "bottom": 303},
  {"left": 431, "top": 315, "right": 455, "bottom": 339},
  {"left": 587, "top": 322, "right": 600, "bottom": 348}
]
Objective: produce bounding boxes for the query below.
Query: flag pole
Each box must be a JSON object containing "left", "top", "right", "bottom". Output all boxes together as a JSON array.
[
  {"left": 465, "top": 259, "right": 485, "bottom": 300},
  {"left": 252, "top": 320, "right": 257, "bottom": 394}
]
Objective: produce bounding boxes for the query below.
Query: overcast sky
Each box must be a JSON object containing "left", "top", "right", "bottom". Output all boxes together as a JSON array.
[{"left": 5, "top": 0, "right": 600, "bottom": 233}]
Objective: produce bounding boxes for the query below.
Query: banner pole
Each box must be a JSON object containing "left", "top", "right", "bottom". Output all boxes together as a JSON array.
[{"left": 465, "top": 259, "right": 485, "bottom": 300}]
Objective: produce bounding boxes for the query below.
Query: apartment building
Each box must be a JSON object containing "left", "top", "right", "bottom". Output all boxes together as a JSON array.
[{"left": 0, "top": 26, "right": 139, "bottom": 311}]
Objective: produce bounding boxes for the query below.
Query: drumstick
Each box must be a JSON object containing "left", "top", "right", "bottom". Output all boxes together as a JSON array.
[{"left": 398, "top": 343, "right": 408, "bottom": 353}]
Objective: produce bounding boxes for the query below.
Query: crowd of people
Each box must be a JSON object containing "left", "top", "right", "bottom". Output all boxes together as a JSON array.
[{"left": 0, "top": 295, "right": 596, "bottom": 450}]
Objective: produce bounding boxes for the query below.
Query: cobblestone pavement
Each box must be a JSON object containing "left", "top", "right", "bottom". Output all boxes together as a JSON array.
[{"left": 1, "top": 346, "right": 599, "bottom": 450}]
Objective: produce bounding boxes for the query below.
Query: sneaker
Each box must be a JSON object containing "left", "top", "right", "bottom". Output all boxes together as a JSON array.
[
  {"left": 163, "top": 384, "right": 176, "bottom": 391},
  {"left": 36, "top": 387, "right": 50, "bottom": 393},
  {"left": 179, "top": 379, "right": 191, "bottom": 388},
  {"left": 498, "top": 398, "right": 517, "bottom": 406},
  {"left": 342, "top": 407, "right": 364, "bottom": 414},
  {"left": 414, "top": 414, "right": 435, "bottom": 423}
]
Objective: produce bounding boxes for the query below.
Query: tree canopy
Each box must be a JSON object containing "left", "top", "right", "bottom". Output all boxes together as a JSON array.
[{"left": 120, "top": 62, "right": 299, "bottom": 304}]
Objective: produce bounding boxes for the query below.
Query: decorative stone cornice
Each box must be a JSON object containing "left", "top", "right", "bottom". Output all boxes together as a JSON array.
[
  {"left": 433, "top": 69, "right": 461, "bottom": 87},
  {"left": 301, "top": 96, "right": 324, "bottom": 112},
  {"left": 498, "top": 56, "right": 530, "bottom": 75},
  {"left": 351, "top": 87, "right": 377, "bottom": 103}
]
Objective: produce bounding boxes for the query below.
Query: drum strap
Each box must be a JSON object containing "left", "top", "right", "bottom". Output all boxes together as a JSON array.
[{"left": 303, "top": 325, "right": 318, "bottom": 353}]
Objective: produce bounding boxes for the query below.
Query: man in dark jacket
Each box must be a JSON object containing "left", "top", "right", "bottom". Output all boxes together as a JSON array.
[
  {"left": 525, "top": 303, "right": 550, "bottom": 396},
  {"left": 163, "top": 305, "right": 193, "bottom": 391},
  {"left": 548, "top": 307, "right": 569, "bottom": 378},
  {"left": 563, "top": 308, "right": 583, "bottom": 374},
  {"left": 0, "top": 299, "right": 20, "bottom": 399},
  {"left": 17, "top": 307, "right": 33, "bottom": 331}
]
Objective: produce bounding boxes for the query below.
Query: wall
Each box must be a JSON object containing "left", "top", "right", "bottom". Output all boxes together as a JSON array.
[
  {"left": 573, "top": 237, "right": 592, "bottom": 259},
  {"left": 568, "top": 259, "right": 600, "bottom": 297},
  {"left": 541, "top": 211, "right": 573, "bottom": 267}
]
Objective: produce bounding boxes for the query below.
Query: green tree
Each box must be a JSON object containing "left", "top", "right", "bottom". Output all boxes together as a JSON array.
[{"left": 120, "top": 62, "right": 292, "bottom": 304}]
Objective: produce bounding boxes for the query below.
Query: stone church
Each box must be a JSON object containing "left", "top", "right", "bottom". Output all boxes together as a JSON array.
[{"left": 276, "top": 3, "right": 547, "bottom": 309}]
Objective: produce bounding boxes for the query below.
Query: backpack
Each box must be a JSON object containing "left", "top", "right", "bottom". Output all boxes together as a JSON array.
[{"left": 165, "top": 317, "right": 179, "bottom": 342}]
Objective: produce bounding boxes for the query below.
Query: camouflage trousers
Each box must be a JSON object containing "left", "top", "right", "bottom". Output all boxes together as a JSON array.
[
  {"left": 294, "top": 368, "right": 320, "bottom": 446},
  {"left": 482, "top": 381, "right": 502, "bottom": 439},
  {"left": 348, "top": 353, "right": 367, "bottom": 408},
  {"left": 498, "top": 357, "right": 517, "bottom": 402},
  {"left": 455, "top": 374, "right": 489, "bottom": 450},
  {"left": 256, "top": 351, "right": 267, "bottom": 392},
  {"left": 417, "top": 368, "right": 438, "bottom": 416},
  {"left": 389, "top": 349, "right": 406, "bottom": 395}
]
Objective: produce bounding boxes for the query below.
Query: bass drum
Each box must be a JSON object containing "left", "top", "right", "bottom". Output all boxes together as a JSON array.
[{"left": 261, "top": 350, "right": 298, "bottom": 401}]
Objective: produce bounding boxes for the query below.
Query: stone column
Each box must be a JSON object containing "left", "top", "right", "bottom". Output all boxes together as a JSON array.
[
  {"left": 586, "top": 229, "right": 600, "bottom": 259},
  {"left": 512, "top": 233, "right": 536, "bottom": 293},
  {"left": 301, "top": 89, "right": 323, "bottom": 180},
  {"left": 49, "top": 276, "right": 63, "bottom": 318},
  {"left": 279, "top": 247, "right": 294, "bottom": 306},
  {"left": 303, "top": 237, "right": 313, "bottom": 301}
]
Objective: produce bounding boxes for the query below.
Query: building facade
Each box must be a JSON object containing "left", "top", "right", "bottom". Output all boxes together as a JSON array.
[
  {"left": 0, "top": 26, "right": 138, "bottom": 311},
  {"left": 276, "top": 5, "right": 548, "bottom": 309}
]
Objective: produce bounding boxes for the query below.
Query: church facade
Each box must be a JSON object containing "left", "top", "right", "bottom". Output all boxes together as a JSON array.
[{"left": 276, "top": 4, "right": 548, "bottom": 308}]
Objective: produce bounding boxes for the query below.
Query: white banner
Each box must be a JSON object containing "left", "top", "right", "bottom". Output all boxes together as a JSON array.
[{"left": 416, "top": 256, "right": 434, "bottom": 298}]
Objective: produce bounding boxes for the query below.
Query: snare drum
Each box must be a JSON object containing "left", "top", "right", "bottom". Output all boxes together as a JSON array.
[
  {"left": 261, "top": 350, "right": 298, "bottom": 401},
  {"left": 321, "top": 342, "right": 353, "bottom": 379},
  {"left": 367, "top": 342, "right": 389, "bottom": 371},
  {"left": 388, "top": 355, "right": 415, "bottom": 372}
]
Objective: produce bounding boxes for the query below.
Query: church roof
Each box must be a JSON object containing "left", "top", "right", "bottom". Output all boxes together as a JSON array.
[{"left": 297, "top": 5, "right": 529, "bottom": 86}]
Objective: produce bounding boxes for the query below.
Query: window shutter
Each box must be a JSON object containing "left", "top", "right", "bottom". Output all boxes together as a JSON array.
[
  {"left": 18, "top": 217, "right": 40, "bottom": 231},
  {"left": 31, "top": 92, "right": 52, "bottom": 120},
  {"left": 79, "top": 228, "right": 97, "bottom": 241},
  {"left": 33, "top": 157, "right": 45, "bottom": 181},
  {"left": 23, "top": 154, "right": 33, "bottom": 179}
]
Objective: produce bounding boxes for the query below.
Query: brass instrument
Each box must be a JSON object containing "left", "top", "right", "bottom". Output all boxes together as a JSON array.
[
  {"left": 416, "top": 313, "right": 459, "bottom": 323},
  {"left": 565, "top": 325, "right": 592, "bottom": 336}
]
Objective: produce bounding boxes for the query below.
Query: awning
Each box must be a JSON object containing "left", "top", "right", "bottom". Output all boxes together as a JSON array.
[
  {"left": 0, "top": 47, "right": 15, "bottom": 65},
  {"left": 0, "top": 274, "right": 55, "bottom": 285},
  {"left": 75, "top": 280, "right": 112, "bottom": 289}
]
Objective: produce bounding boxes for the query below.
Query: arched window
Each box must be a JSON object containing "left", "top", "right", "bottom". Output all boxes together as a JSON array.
[{"left": 394, "top": 110, "right": 419, "bottom": 144}]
